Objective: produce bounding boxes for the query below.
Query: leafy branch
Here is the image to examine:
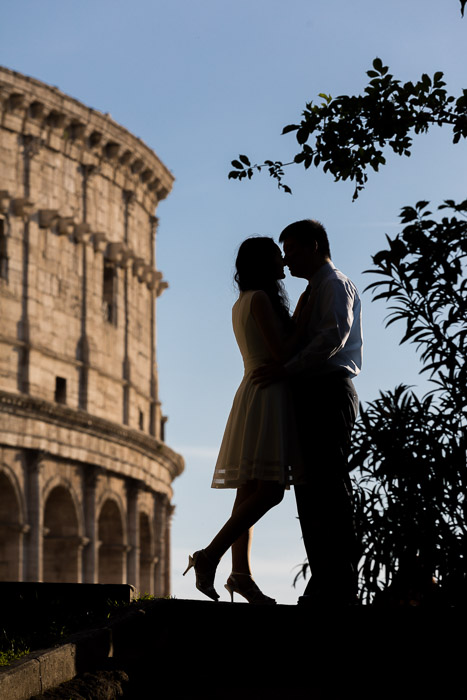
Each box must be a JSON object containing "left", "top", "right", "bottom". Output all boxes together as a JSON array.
[
  {"left": 229, "top": 59, "right": 467, "bottom": 199},
  {"left": 228, "top": 154, "right": 294, "bottom": 194},
  {"left": 364, "top": 199, "right": 467, "bottom": 415}
]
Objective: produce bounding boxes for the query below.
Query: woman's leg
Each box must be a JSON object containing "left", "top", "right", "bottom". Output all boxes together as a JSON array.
[
  {"left": 203, "top": 479, "right": 284, "bottom": 567},
  {"left": 230, "top": 483, "right": 256, "bottom": 575},
  {"left": 231, "top": 527, "right": 253, "bottom": 575}
]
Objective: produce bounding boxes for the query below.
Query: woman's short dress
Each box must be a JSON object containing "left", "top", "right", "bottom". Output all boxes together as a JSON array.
[{"left": 211, "top": 290, "right": 303, "bottom": 489}]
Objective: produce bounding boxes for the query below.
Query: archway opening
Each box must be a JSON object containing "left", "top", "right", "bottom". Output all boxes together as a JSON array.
[
  {"left": 98, "top": 499, "right": 125, "bottom": 584},
  {"left": 43, "top": 485, "right": 80, "bottom": 583},
  {"left": 139, "top": 512, "right": 153, "bottom": 595},
  {"left": 0, "top": 471, "right": 22, "bottom": 581}
]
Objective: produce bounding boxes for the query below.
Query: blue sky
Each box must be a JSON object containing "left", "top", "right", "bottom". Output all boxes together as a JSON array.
[{"left": 2, "top": 0, "right": 466, "bottom": 603}]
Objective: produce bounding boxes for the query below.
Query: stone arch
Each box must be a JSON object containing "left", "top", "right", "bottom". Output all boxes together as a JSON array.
[
  {"left": 0, "top": 466, "right": 24, "bottom": 581},
  {"left": 42, "top": 475, "right": 85, "bottom": 536},
  {"left": 139, "top": 510, "right": 154, "bottom": 595},
  {"left": 98, "top": 496, "right": 126, "bottom": 584},
  {"left": 43, "top": 484, "right": 81, "bottom": 582}
]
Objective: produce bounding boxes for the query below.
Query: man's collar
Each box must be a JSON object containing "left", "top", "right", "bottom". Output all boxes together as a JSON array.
[{"left": 310, "top": 260, "right": 336, "bottom": 286}]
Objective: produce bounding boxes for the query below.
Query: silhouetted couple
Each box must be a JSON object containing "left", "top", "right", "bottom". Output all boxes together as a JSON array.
[{"left": 184, "top": 219, "right": 363, "bottom": 605}]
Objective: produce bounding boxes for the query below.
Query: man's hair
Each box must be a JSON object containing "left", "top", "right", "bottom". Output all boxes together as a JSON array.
[{"left": 279, "top": 219, "right": 331, "bottom": 259}]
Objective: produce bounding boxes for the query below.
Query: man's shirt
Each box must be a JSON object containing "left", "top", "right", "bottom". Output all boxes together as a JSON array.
[{"left": 285, "top": 261, "right": 363, "bottom": 378}]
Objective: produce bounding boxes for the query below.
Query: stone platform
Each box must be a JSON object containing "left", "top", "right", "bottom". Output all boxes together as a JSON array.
[{"left": 1, "top": 597, "right": 465, "bottom": 699}]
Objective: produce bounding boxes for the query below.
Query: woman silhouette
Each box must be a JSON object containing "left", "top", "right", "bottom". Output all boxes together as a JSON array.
[{"left": 184, "top": 237, "right": 307, "bottom": 604}]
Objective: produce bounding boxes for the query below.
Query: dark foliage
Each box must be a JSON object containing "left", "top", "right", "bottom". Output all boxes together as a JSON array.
[
  {"left": 365, "top": 199, "right": 467, "bottom": 415},
  {"left": 351, "top": 386, "right": 466, "bottom": 605},
  {"left": 350, "top": 199, "right": 466, "bottom": 604}
]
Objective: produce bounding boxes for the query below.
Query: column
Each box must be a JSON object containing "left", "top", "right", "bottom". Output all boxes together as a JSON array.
[
  {"left": 122, "top": 190, "right": 133, "bottom": 427},
  {"left": 83, "top": 466, "right": 99, "bottom": 583},
  {"left": 126, "top": 479, "right": 140, "bottom": 591},
  {"left": 78, "top": 164, "right": 96, "bottom": 411},
  {"left": 18, "top": 135, "right": 41, "bottom": 394},
  {"left": 153, "top": 492, "right": 168, "bottom": 596},
  {"left": 24, "top": 450, "right": 44, "bottom": 581},
  {"left": 164, "top": 503, "right": 175, "bottom": 596},
  {"left": 149, "top": 215, "right": 158, "bottom": 437}
]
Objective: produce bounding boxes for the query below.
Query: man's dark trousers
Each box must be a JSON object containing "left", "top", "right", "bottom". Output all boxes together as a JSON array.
[{"left": 292, "top": 371, "right": 359, "bottom": 601}]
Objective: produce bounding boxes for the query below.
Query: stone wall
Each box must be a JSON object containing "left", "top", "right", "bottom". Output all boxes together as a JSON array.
[{"left": 0, "top": 66, "right": 183, "bottom": 594}]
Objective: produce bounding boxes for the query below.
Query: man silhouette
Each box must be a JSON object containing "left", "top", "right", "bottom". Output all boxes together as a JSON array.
[{"left": 254, "top": 219, "right": 363, "bottom": 605}]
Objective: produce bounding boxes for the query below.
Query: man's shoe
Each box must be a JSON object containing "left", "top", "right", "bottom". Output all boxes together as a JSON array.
[{"left": 297, "top": 592, "right": 360, "bottom": 607}]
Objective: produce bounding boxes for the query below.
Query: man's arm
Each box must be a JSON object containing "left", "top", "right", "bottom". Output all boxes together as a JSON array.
[{"left": 252, "top": 277, "right": 358, "bottom": 387}]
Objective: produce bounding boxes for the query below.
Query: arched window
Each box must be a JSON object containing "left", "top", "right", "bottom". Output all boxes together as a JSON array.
[
  {"left": 98, "top": 499, "right": 125, "bottom": 584},
  {"left": 43, "top": 486, "right": 80, "bottom": 583},
  {"left": 0, "top": 471, "right": 22, "bottom": 580},
  {"left": 139, "top": 512, "right": 153, "bottom": 595}
]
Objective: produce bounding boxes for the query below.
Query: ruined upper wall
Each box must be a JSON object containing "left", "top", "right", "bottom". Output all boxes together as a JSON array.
[{"left": 0, "top": 65, "right": 174, "bottom": 208}]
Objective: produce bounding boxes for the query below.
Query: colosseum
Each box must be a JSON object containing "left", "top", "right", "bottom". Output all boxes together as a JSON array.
[{"left": 0, "top": 66, "right": 184, "bottom": 595}]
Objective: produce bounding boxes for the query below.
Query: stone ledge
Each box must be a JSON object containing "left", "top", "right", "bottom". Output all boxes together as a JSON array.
[
  {"left": 0, "top": 629, "right": 112, "bottom": 700},
  {"left": 0, "top": 390, "right": 185, "bottom": 488},
  {"left": 0, "top": 657, "right": 41, "bottom": 700}
]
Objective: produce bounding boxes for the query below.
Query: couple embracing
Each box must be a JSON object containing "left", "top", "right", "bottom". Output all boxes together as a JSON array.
[{"left": 184, "top": 219, "right": 363, "bottom": 606}]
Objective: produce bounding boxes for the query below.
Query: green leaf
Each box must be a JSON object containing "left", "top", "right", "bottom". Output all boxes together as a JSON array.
[
  {"left": 239, "top": 154, "right": 251, "bottom": 166},
  {"left": 231, "top": 159, "right": 244, "bottom": 170}
]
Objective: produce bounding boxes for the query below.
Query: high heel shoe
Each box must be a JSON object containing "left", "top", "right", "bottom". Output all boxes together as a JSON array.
[
  {"left": 183, "top": 549, "right": 219, "bottom": 601},
  {"left": 225, "top": 573, "right": 276, "bottom": 605}
]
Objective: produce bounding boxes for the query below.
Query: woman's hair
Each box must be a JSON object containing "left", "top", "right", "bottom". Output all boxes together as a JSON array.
[{"left": 234, "top": 236, "right": 291, "bottom": 328}]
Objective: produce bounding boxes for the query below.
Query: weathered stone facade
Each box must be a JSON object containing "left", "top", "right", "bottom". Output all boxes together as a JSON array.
[{"left": 0, "top": 66, "right": 184, "bottom": 594}]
